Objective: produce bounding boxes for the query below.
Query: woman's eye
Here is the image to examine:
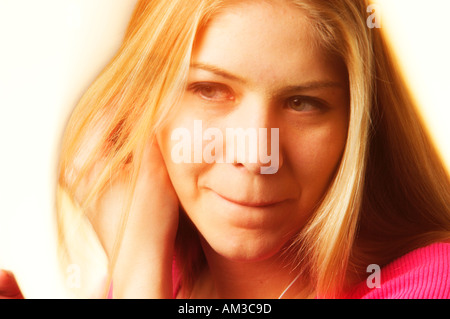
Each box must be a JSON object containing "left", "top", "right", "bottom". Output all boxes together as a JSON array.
[
  {"left": 189, "top": 83, "right": 235, "bottom": 102},
  {"left": 286, "top": 96, "right": 324, "bottom": 112}
]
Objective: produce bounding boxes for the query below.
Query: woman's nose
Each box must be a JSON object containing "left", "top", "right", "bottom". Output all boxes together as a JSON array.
[{"left": 225, "top": 96, "right": 283, "bottom": 175}]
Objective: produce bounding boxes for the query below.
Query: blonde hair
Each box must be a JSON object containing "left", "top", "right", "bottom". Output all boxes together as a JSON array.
[
  {"left": 56, "top": 0, "right": 450, "bottom": 298},
  {"left": 285, "top": 0, "right": 450, "bottom": 297}
]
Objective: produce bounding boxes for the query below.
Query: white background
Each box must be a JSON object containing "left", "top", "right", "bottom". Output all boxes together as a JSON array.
[{"left": 0, "top": 0, "right": 449, "bottom": 298}]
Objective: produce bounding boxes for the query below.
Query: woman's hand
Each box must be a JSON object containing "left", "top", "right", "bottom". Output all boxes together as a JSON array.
[
  {"left": 77, "top": 137, "right": 179, "bottom": 298},
  {"left": 0, "top": 270, "right": 24, "bottom": 299}
]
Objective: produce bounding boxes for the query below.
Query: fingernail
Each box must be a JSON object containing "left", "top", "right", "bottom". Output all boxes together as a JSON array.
[{"left": 0, "top": 269, "right": 13, "bottom": 278}]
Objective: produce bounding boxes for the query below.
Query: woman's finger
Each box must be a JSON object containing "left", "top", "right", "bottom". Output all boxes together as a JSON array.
[{"left": 0, "top": 270, "right": 24, "bottom": 299}]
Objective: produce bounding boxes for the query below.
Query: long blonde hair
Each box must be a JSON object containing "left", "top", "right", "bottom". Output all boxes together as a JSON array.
[{"left": 56, "top": 0, "right": 450, "bottom": 298}]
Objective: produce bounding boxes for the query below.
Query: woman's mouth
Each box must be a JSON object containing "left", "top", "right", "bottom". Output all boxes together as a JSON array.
[{"left": 210, "top": 189, "right": 286, "bottom": 208}]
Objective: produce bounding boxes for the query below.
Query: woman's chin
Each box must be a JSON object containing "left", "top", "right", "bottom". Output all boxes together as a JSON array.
[{"left": 201, "top": 231, "right": 291, "bottom": 264}]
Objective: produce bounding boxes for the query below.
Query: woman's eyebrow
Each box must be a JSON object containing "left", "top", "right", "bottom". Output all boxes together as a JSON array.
[
  {"left": 279, "top": 81, "right": 345, "bottom": 94},
  {"left": 190, "top": 62, "right": 248, "bottom": 84},
  {"left": 190, "top": 62, "right": 345, "bottom": 92}
]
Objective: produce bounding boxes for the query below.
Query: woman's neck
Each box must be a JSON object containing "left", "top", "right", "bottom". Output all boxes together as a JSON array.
[{"left": 190, "top": 239, "right": 313, "bottom": 299}]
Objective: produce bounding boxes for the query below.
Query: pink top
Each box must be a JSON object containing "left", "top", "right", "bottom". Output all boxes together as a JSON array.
[{"left": 341, "top": 242, "right": 450, "bottom": 299}]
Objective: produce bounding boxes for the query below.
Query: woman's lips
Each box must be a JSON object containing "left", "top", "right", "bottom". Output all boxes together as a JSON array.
[{"left": 210, "top": 189, "right": 286, "bottom": 208}]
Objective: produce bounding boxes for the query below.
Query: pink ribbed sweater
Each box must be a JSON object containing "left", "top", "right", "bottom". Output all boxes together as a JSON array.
[{"left": 341, "top": 242, "right": 450, "bottom": 299}]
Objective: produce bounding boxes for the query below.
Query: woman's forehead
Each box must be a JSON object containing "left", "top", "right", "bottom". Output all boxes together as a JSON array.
[{"left": 191, "top": 1, "right": 346, "bottom": 91}]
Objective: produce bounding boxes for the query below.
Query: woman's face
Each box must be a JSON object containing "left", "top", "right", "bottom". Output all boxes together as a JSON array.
[{"left": 158, "top": 1, "right": 349, "bottom": 262}]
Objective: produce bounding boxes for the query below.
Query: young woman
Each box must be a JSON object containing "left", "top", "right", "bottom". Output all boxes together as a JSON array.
[{"left": 3, "top": 0, "right": 450, "bottom": 299}]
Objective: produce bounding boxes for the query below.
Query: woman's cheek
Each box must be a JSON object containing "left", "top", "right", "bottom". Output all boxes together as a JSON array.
[{"left": 286, "top": 125, "right": 346, "bottom": 196}]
